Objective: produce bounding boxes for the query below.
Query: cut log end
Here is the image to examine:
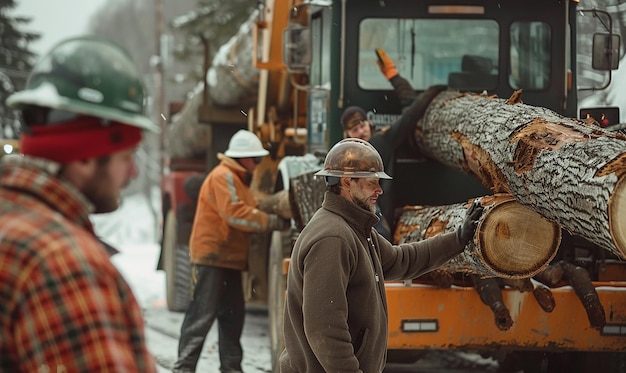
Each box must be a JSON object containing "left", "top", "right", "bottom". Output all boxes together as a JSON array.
[
  {"left": 477, "top": 200, "right": 561, "bottom": 278},
  {"left": 609, "top": 175, "right": 626, "bottom": 259}
]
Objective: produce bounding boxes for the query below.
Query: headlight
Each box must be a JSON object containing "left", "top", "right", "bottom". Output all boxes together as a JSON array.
[{"left": 3, "top": 144, "right": 14, "bottom": 155}]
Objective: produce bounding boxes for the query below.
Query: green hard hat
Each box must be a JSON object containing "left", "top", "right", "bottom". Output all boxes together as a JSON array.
[{"left": 7, "top": 36, "right": 159, "bottom": 133}]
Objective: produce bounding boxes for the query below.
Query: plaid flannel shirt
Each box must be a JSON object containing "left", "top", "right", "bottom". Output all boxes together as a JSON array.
[{"left": 0, "top": 157, "right": 156, "bottom": 372}]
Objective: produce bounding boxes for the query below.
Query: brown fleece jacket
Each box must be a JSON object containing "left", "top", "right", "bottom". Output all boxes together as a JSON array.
[{"left": 280, "top": 191, "right": 464, "bottom": 373}]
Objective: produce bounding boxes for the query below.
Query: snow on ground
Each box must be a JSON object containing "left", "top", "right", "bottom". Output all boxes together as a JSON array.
[
  {"left": 90, "top": 192, "right": 274, "bottom": 373},
  {"left": 91, "top": 192, "right": 166, "bottom": 309}
]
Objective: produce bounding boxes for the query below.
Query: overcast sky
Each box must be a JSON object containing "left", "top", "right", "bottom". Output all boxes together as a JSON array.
[{"left": 13, "top": 0, "right": 108, "bottom": 56}]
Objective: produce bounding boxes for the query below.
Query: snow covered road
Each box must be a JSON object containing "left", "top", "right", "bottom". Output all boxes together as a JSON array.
[{"left": 92, "top": 193, "right": 274, "bottom": 372}]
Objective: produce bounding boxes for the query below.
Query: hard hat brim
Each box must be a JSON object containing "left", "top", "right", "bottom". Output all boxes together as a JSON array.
[
  {"left": 314, "top": 168, "right": 392, "bottom": 180},
  {"left": 7, "top": 83, "right": 160, "bottom": 134},
  {"left": 224, "top": 149, "right": 270, "bottom": 158}
]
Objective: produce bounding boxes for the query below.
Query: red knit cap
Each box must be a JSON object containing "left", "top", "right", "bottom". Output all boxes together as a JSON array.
[{"left": 20, "top": 117, "right": 142, "bottom": 163}]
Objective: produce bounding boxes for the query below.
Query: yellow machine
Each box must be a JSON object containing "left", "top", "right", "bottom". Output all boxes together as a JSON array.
[{"left": 159, "top": 1, "right": 626, "bottom": 371}]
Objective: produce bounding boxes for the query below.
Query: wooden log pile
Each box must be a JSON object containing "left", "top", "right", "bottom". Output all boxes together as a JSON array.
[
  {"left": 416, "top": 90, "right": 626, "bottom": 259},
  {"left": 394, "top": 194, "right": 561, "bottom": 279}
]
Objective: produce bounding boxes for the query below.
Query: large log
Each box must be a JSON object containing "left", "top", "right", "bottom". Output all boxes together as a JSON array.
[
  {"left": 417, "top": 90, "right": 626, "bottom": 259},
  {"left": 395, "top": 194, "right": 561, "bottom": 279},
  {"left": 206, "top": 10, "right": 258, "bottom": 107},
  {"left": 166, "top": 84, "right": 213, "bottom": 159},
  {"left": 166, "top": 10, "right": 259, "bottom": 158}
]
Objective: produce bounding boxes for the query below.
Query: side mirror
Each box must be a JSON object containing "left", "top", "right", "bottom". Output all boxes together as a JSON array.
[
  {"left": 592, "top": 33, "right": 621, "bottom": 71},
  {"left": 283, "top": 27, "right": 311, "bottom": 72},
  {"left": 580, "top": 106, "right": 620, "bottom": 128}
]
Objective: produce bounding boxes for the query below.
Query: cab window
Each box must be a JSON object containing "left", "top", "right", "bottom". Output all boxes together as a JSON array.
[
  {"left": 509, "top": 21, "right": 551, "bottom": 90},
  {"left": 358, "top": 18, "right": 499, "bottom": 91}
]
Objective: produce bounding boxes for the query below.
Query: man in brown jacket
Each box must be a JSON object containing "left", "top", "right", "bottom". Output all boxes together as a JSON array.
[
  {"left": 279, "top": 138, "right": 483, "bottom": 373},
  {"left": 173, "top": 129, "right": 288, "bottom": 373}
]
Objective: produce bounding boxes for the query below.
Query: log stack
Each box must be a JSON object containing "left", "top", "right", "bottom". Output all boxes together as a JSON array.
[
  {"left": 416, "top": 90, "right": 626, "bottom": 259},
  {"left": 394, "top": 194, "right": 561, "bottom": 279}
]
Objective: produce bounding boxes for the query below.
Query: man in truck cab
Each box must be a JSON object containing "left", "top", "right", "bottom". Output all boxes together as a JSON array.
[
  {"left": 173, "top": 129, "right": 290, "bottom": 373},
  {"left": 340, "top": 48, "right": 447, "bottom": 234},
  {"left": 279, "top": 138, "right": 483, "bottom": 373},
  {"left": 339, "top": 50, "right": 418, "bottom": 142}
]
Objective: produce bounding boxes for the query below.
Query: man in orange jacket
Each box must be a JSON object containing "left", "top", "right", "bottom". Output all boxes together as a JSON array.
[{"left": 173, "top": 129, "right": 289, "bottom": 373}]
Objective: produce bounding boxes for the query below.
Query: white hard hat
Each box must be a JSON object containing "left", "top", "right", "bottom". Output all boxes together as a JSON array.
[{"left": 224, "top": 129, "right": 270, "bottom": 158}]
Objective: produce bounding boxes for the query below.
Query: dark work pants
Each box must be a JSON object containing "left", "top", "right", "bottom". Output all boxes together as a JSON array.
[{"left": 172, "top": 264, "right": 245, "bottom": 373}]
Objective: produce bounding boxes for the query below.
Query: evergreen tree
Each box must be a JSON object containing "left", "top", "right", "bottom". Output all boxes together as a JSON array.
[{"left": 0, "top": 0, "right": 39, "bottom": 138}]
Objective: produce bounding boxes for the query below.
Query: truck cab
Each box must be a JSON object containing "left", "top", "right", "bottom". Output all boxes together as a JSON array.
[
  {"left": 287, "top": 0, "right": 620, "bottom": 210},
  {"left": 277, "top": 0, "right": 626, "bottom": 370}
]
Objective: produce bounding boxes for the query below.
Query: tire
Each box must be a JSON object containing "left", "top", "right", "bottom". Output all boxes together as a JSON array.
[
  {"left": 268, "top": 229, "right": 293, "bottom": 372},
  {"left": 162, "top": 210, "right": 192, "bottom": 312}
]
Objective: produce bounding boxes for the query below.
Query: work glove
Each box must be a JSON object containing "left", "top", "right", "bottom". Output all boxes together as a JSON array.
[
  {"left": 268, "top": 214, "right": 290, "bottom": 231},
  {"left": 456, "top": 199, "right": 484, "bottom": 247},
  {"left": 375, "top": 48, "right": 399, "bottom": 80},
  {"left": 258, "top": 190, "right": 292, "bottom": 219}
]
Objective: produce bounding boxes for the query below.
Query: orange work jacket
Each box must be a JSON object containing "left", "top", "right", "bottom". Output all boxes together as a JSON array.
[{"left": 189, "top": 154, "right": 272, "bottom": 270}]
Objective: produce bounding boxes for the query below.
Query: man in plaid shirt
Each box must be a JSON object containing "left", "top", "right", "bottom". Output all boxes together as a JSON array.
[{"left": 0, "top": 36, "right": 159, "bottom": 372}]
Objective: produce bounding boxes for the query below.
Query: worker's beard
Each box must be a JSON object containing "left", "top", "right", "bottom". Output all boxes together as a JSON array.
[
  {"left": 353, "top": 194, "right": 376, "bottom": 214},
  {"left": 81, "top": 158, "right": 122, "bottom": 213}
]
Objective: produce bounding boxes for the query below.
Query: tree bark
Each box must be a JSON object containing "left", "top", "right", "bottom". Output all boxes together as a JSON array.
[
  {"left": 206, "top": 10, "right": 258, "bottom": 107},
  {"left": 417, "top": 90, "right": 626, "bottom": 259},
  {"left": 288, "top": 169, "right": 327, "bottom": 231},
  {"left": 395, "top": 194, "right": 561, "bottom": 279},
  {"left": 166, "top": 85, "right": 213, "bottom": 158}
]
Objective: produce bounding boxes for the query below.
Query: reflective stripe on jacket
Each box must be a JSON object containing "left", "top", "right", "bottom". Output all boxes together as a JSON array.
[{"left": 189, "top": 154, "right": 272, "bottom": 270}]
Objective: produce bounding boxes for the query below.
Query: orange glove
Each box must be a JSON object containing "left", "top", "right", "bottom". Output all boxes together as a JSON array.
[{"left": 375, "top": 48, "right": 398, "bottom": 80}]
